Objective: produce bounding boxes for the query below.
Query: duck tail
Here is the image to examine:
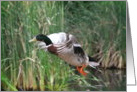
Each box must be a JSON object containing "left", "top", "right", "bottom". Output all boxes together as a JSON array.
[{"left": 88, "top": 55, "right": 99, "bottom": 68}]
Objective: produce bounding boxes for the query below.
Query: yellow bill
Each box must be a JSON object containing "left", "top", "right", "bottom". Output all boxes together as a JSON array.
[{"left": 29, "top": 37, "right": 37, "bottom": 43}]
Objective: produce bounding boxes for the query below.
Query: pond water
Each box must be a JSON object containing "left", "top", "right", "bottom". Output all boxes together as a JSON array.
[{"left": 71, "top": 68, "right": 126, "bottom": 91}]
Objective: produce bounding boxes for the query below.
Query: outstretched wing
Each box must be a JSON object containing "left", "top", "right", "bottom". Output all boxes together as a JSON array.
[{"left": 53, "top": 34, "right": 87, "bottom": 60}]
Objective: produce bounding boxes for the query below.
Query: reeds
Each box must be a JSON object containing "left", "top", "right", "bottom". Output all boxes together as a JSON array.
[
  {"left": 1, "top": 1, "right": 126, "bottom": 91},
  {"left": 64, "top": 1, "right": 126, "bottom": 69}
]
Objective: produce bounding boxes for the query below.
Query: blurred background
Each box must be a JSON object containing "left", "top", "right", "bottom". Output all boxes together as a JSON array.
[{"left": 1, "top": 1, "right": 126, "bottom": 91}]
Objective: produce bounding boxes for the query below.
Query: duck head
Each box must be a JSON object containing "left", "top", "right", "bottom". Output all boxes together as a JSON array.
[{"left": 29, "top": 34, "right": 52, "bottom": 45}]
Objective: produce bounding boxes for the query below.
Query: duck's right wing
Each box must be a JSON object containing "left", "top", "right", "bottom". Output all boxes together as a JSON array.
[
  {"left": 52, "top": 34, "right": 85, "bottom": 57},
  {"left": 52, "top": 34, "right": 79, "bottom": 52},
  {"left": 36, "top": 41, "right": 48, "bottom": 52}
]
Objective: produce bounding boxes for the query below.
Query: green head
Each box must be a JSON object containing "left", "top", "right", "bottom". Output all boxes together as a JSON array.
[{"left": 29, "top": 34, "right": 52, "bottom": 45}]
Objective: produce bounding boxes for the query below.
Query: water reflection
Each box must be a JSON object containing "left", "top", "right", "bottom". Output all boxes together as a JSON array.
[{"left": 86, "top": 68, "right": 126, "bottom": 91}]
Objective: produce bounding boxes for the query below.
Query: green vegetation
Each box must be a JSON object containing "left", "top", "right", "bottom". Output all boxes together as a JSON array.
[{"left": 1, "top": 1, "right": 126, "bottom": 91}]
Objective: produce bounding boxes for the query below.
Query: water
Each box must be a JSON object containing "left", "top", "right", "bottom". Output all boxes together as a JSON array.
[
  {"left": 85, "top": 68, "right": 126, "bottom": 91},
  {"left": 70, "top": 68, "right": 126, "bottom": 91}
]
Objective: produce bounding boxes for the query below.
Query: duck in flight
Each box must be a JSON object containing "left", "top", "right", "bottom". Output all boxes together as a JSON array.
[{"left": 29, "top": 32, "right": 99, "bottom": 76}]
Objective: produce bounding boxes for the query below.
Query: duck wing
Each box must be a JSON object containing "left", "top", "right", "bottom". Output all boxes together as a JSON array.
[
  {"left": 36, "top": 41, "right": 48, "bottom": 51},
  {"left": 52, "top": 34, "right": 81, "bottom": 53},
  {"left": 52, "top": 34, "right": 88, "bottom": 63}
]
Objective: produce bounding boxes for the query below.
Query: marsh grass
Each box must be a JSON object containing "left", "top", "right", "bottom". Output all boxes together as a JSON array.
[
  {"left": 1, "top": 1, "right": 126, "bottom": 91},
  {"left": 64, "top": 1, "right": 126, "bottom": 69}
]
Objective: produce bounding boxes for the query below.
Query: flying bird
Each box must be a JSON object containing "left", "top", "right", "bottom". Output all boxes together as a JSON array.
[{"left": 29, "top": 32, "right": 99, "bottom": 76}]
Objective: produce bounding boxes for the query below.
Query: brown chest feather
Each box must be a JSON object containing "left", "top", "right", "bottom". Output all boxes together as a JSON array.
[{"left": 47, "top": 45, "right": 58, "bottom": 55}]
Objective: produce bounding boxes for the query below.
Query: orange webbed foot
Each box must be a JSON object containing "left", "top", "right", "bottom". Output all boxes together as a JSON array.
[{"left": 76, "top": 65, "right": 87, "bottom": 76}]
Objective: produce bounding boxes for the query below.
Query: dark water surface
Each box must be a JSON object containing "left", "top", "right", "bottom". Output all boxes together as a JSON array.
[
  {"left": 70, "top": 68, "right": 126, "bottom": 91},
  {"left": 88, "top": 69, "right": 126, "bottom": 91}
]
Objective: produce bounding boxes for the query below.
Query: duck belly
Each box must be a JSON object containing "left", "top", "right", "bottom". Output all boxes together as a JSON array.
[{"left": 58, "top": 53, "right": 88, "bottom": 66}]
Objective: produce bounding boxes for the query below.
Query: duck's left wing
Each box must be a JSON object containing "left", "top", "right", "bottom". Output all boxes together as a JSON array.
[{"left": 53, "top": 34, "right": 86, "bottom": 57}]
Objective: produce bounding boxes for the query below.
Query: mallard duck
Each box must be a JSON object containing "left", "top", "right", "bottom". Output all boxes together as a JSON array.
[{"left": 29, "top": 32, "right": 99, "bottom": 76}]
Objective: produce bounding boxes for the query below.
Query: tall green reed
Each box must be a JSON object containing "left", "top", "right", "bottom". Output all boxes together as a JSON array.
[
  {"left": 64, "top": 1, "right": 126, "bottom": 69},
  {"left": 1, "top": 1, "right": 70, "bottom": 91}
]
